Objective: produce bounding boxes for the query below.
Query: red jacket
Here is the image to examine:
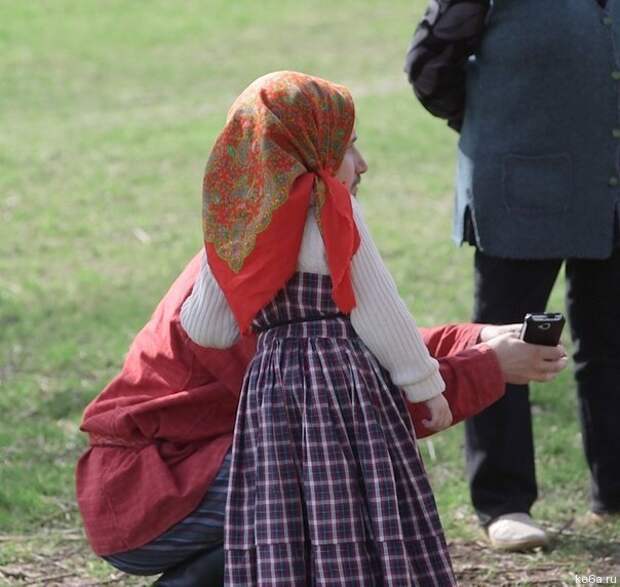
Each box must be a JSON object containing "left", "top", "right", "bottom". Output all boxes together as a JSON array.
[{"left": 76, "top": 253, "right": 504, "bottom": 555}]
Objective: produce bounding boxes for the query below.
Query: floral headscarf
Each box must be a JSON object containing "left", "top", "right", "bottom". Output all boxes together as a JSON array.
[{"left": 203, "top": 71, "right": 359, "bottom": 332}]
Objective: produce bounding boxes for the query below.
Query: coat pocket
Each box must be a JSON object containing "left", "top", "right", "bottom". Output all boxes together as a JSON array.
[{"left": 502, "top": 153, "right": 572, "bottom": 215}]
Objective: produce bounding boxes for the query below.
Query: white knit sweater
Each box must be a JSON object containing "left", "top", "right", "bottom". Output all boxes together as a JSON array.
[{"left": 181, "top": 196, "right": 445, "bottom": 403}]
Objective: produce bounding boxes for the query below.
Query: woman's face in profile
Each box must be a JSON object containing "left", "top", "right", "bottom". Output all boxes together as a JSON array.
[{"left": 335, "top": 131, "right": 368, "bottom": 196}]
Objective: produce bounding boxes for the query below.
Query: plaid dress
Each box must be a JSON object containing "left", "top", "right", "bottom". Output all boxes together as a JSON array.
[{"left": 225, "top": 273, "right": 456, "bottom": 586}]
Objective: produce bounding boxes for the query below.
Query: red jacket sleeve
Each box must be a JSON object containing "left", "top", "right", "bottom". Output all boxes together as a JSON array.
[
  {"left": 411, "top": 324, "right": 505, "bottom": 438},
  {"left": 419, "top": 322, "right": 482, "bottom": 356}
]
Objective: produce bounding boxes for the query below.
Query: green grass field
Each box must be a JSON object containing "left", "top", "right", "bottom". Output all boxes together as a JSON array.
[{"left": 1, "top": 1, "right": 618, "bottom": 584}]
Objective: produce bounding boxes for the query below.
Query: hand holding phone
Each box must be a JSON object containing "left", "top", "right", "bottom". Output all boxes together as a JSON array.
[{"left": 520, "top": 313, "right": 565, "bottom": 346}]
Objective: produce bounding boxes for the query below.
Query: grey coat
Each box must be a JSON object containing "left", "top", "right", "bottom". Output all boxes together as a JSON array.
[{"left": 455, "top": 0, "right": 620, "bottom": 258}]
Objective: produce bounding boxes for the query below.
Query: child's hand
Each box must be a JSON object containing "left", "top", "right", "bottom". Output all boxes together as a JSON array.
[{"left": 422, "top": 393, "right": 453, "bottom": 432}]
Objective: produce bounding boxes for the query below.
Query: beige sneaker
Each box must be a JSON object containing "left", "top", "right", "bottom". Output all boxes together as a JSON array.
[{"left": 487, "top": 513, "right": 549, "bottom": 552}]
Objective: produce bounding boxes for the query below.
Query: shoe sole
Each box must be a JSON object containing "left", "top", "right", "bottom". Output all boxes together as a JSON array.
[{"left": 488, "top": 535, "right": 549, "bottom": 552}]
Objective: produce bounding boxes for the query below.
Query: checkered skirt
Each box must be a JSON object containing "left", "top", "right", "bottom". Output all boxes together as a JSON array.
[{"left": 225, "top": 273, "right": 456, "bottom": 586}]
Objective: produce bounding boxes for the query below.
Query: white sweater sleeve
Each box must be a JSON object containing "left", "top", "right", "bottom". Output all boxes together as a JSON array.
[
  {"left": 348, "top": 197, "right": 445, "bottom": 403},
  {"left": 180, "top": 252, "right": 240, "bottom": 348}
]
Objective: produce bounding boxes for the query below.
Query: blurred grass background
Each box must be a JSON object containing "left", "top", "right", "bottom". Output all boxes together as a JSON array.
[{"left": 1, "top": 0, "right": 617, "bottom": 584}]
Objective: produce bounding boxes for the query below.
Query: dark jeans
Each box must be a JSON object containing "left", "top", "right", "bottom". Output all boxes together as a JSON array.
[
  {"left": 103, "top": 450, "right": 230, "bottom": 577},
  {"left": 466, "top": 249, "right": 620, "bottom": 526}
]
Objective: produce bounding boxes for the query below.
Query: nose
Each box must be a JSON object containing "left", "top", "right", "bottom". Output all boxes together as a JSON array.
[{"left": 356, "top": 151, "right": 368, "bottom": 175}]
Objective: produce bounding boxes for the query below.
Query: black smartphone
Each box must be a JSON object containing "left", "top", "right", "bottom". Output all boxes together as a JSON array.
[{"left": 520, "top": 313, "right": 565, "bottom": 346}]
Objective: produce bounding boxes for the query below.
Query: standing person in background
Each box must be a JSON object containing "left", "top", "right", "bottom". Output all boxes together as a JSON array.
[{"left": 405, "top": 0, "right": 620, "bottom": 552}]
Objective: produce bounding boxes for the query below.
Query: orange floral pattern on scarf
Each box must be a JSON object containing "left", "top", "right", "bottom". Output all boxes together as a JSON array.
[{"left": 202, "top": 71, "right": 358, "bottom": 332}]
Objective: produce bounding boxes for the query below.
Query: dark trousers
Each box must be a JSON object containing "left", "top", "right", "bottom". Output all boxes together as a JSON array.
[{"left": 465, "top": 249, "right": 620, "bottom": 526}]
